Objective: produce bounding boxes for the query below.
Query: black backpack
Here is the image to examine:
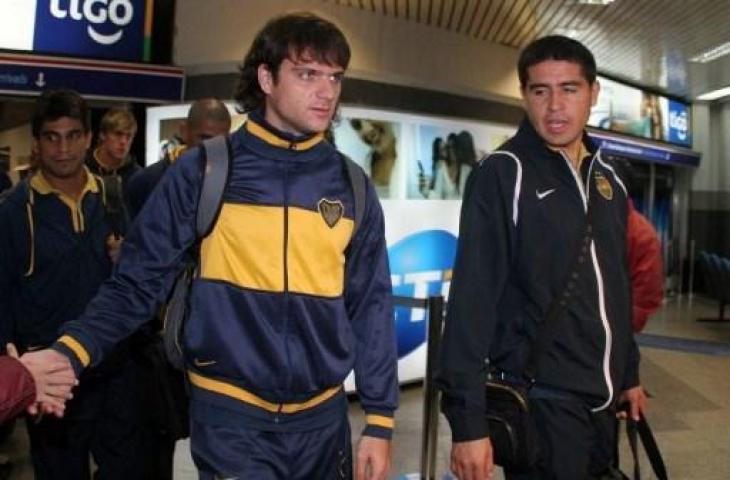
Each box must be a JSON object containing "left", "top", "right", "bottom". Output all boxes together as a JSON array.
[{"left": 162, "top": 136, "right": 367, "bottom": 370}]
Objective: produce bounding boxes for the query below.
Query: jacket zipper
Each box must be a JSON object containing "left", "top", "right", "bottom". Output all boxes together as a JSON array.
[
  {"left": 282, "top": 145, "right": 294, "bottom": 407},
  {"left": 558, "top": 150, "right": 614, "bottom": 410}
]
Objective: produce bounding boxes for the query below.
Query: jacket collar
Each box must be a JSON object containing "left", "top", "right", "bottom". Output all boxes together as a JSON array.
[
  {"left": 245, "top": 110, "right": 324, "bottom": 152},
  {"left": 30, "top": 166, "right": 98, "bottom": 197},
  {"left": 513, "top": 117, "right": 598, "bottom": 160}
]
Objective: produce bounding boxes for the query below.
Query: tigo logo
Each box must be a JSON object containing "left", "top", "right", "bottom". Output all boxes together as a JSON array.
[
  {"left": 389, "top": 230, "right": 457, "bottom": 358},
  {"left": 50, "top": 0, "right": 134, "bottom": 45}
]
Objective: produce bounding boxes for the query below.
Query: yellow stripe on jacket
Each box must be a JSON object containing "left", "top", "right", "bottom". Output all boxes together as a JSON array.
[{"left": 200, "top": 203, "right": 353, "bottom": 297}]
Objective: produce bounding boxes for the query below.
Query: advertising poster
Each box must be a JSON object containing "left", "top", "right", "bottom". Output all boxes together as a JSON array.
[
  {"left": 333, "top": 116, "right": 402, "bottom": 199},
  {"left": 408, "top": 123, "right": 511, "bottom": 200},
  {"left": 588, "top": 76, "right": 691, "bottom": 148}
]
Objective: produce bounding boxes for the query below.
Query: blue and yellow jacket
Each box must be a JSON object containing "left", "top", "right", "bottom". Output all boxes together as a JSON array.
[
  {"left": 54, "top": 117, "right": 399, "bottom": 438},
  {"left": 0, "top": 169, "right": 113, "bottom": 352}
]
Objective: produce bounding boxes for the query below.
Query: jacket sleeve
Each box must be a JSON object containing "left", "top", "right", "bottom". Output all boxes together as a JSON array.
[
  {"left": 52, "top": 148, "right": 203, "bottom": 374},
  {"left": 434, "top": 154, "right": 518, "bottom": 442},
  {"left": 0, "top": 204, "right": 18, "bottom": 349},
  {"left": 345, "top": 179, "right": 398, "bottom": 440},
  {"left": 0, "top": 356, "right": 35, "bottom": 423},
  {"left": 627, "top": 204, "right": 664, "bottom": 332}
]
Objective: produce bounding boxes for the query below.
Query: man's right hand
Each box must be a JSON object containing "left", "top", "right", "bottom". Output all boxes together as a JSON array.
[
  {"left": 450, "top": 438, "right": 494, "bottom": 480},
  {"left": 10, "top": 346, "right": 77, "bottom": 417}
]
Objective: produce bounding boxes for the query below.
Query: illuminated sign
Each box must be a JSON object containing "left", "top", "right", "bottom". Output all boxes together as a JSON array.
[
  {"left": 588, "top": 76, "right": 692, "bottom": 148},
  {"left": 0, "top": 0, "right": 152, "bottom": 62},
  {"left": 389, "top": 230, "right": 457, "bottom": 358}
]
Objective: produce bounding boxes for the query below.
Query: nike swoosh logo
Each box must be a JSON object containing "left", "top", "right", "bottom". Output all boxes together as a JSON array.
[
  {"left": 193, "top": 359, "right": 217, "bottom": 367},
  {"left": 536, "top": 188, "right": 556, "bottom": 200}
]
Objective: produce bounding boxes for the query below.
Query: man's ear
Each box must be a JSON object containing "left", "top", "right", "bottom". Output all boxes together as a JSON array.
[
  {"left": 258, "top": 64, "right": 274, "bottom": 95},
  {"left": 591, "top": 80, "right": 600, "bottom": 107}
]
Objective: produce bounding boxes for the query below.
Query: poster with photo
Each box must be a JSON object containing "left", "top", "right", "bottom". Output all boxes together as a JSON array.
[
  {"left": 333, "top": 117, "right": 401, "bottom": 199},
  {"left": 588, "top": 76, "right": 691, "bottom": 147},
  {"left": 406, "top": 123, "right": 513, "bottom": 199}
]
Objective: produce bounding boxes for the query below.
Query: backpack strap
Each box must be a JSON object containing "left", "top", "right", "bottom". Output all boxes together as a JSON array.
[
  {"left": 96, "top": 174, "right": 127, "bottom": 238},
  {"left": 197, "top": 136, "right": 231, "bottom": 238},
  {"left": 342, "top": 154, "right": 366, "bottom": 238}
]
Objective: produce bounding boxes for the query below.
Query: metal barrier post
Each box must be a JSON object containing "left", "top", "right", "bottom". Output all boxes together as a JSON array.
[{"left": 420, "top": 295, "right": 445, "bottom": 480}]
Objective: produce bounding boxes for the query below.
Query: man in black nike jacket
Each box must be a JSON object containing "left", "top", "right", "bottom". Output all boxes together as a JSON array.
[{"left": 436, "top": 35, "right": 646, "bottom": 480}]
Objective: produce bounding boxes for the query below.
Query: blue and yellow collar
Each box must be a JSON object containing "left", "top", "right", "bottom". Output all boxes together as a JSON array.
[
  {"left": 245, "top": 118, "right": 324, "bottom": 152},
  {"left": 30, "top": 166, "right": 98, "bottom": 197}
]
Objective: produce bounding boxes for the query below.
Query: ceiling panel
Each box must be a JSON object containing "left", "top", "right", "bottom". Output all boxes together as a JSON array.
[{"left": 325, "top": 0, "right": 730, "bottom": 98}]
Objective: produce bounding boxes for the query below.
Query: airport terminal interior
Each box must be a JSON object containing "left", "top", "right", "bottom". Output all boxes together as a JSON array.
[{"left": 3, "top": 0, "right": 730, "bottom": 479}]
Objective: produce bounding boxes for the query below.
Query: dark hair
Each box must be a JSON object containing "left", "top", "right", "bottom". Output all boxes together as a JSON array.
[
  {"left": 187, "top": 98, "right": 231, "bottom": 128},
  {"left": 234, "top": 12, "right": 351, "bottom": 113},
  {"left": 453, "top": 131, "right": 477, "bottom": 166},
  {"left": 518, "top": 35, "right": 596, "bottom": 87},
  {"left": 32, "top": 89, "right": 90, "bottom": 138}
]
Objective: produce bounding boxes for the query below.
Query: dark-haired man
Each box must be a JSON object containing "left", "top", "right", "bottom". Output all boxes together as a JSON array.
[
  {"left": 0, "top": 90, "right": 141, "bottom": 479},
  {"left": 436, "top": 36, "right": 646, "bottom": 479},
  {"left": 25, "top": 13, "right": 398, "bottom": 480}
]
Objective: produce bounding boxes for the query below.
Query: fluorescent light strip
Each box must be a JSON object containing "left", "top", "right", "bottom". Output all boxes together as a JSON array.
[
  {"left": 696, "top": 86, "right": 730, "bottom": 101},
  {"left": 690, "top": 41, "right": 730, "bottom": 63}
]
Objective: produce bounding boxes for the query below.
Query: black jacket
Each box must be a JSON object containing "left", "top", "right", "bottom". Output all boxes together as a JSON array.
[{"left": 436, "top": 119, "right": 639, "bottom": 442}]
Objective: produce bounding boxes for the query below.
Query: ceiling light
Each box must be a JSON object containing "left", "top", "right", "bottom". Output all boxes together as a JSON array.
[
  {"left": 554, "top": 27, "right": 583, "bottom": 38},
  {"left": 578, "top": 0, "right": 615, "bottom": 5},
  {"left": 696, "top": 86, "right": 730, "bottom": 101},
  {"left": 690, "top": 41, "right": 730, "bottom": 63}
]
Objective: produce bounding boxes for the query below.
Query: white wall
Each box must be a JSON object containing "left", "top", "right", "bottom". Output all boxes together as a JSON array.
[{"left": 174, "top": 0, "right": 522, "bottom": 105}]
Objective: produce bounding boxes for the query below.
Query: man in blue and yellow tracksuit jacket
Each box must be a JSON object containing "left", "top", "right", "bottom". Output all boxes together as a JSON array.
[{"left": 51, "top": 108, "right": 399, "bottom": 476}]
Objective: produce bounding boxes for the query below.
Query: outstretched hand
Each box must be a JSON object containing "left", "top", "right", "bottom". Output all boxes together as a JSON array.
[{"left": 8, "top": 345, "right": 78, "bottom": 418}]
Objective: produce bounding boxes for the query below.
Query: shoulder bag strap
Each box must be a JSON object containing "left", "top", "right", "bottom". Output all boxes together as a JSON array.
[{"left": 197, "top": 135, "right": 231, "bottom": 239}]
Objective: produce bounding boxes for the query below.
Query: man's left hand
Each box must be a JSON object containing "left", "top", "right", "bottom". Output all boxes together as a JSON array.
[
  {"left": 356, "top": 435, "right": 391, "bottom": 480},
  {"left": 618, "top": 385, "right": 647, "bottom": 421}
]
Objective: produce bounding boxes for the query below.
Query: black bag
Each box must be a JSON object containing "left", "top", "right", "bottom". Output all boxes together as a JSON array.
[
  {"left": 485, "top": 205, "right": 594, "bottom": 472},
  {"left": 162, "top": 136, "right": 230, "bottom": 370},
  {"left": 485, "top": 377, "right": 538, "bottom": 471}
]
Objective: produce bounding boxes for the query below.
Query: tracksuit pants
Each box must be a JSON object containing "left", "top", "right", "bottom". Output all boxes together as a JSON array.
[{"left": 190, "top": 410, "right": 353, "bottom": 479}]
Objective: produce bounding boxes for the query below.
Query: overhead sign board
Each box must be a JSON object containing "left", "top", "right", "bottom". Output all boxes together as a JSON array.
[
  {"left": 588, "top": 75, "right": 692, "bottom": 148},
  {"left": 0, "top": 53, "right": 183, "bottom": 103},
  {"left": 0, "top": 0, "right": 153, "bottom": 62},
  {"left": 588, "top": 129, "right": 700, "bottom": 167}
]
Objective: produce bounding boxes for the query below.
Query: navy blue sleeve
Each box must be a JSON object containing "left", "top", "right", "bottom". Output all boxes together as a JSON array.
[
  {"left": 434, "top": 154, "right": 519, "bottom": 442},
  {"left": 345, "top": 179, "right": 399, "bottom": 440},
  {"left": 52, "top": 148, "right": 203, "bottom": 371}
]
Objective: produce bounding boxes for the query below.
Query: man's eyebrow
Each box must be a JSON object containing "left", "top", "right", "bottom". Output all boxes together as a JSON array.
[{"left": 527, "top": 80, "right": 582, "bottom": 90}]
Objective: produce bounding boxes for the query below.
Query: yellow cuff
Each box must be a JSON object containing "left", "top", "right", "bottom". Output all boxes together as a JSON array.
[
  {"left": 365, "top": 414, "right": 395, "bottom": 429},
  {"left": 57, "top": 335, "right": 91, "bottom": 367}
]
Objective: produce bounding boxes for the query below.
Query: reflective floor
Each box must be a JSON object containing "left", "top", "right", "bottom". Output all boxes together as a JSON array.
[{"left": 2, "top": 295, "right": 730, "bottom": 479}]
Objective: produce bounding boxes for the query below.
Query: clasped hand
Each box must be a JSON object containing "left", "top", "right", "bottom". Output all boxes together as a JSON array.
[{"left": 7, "top": 344, "right": 77, "bottom": 418}]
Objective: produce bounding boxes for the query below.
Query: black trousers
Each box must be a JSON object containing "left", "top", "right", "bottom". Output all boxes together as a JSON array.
[
  {"left": 505, "top": 394, "right": 616, "bottom": 480},
  {"left": 25, "top": 360, "right": 143, "bottom": 480}
]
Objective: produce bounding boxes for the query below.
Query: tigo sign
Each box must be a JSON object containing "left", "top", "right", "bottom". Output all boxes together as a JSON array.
[{"left": 0, "top": 0, "right": 151, "bottom": 62}]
